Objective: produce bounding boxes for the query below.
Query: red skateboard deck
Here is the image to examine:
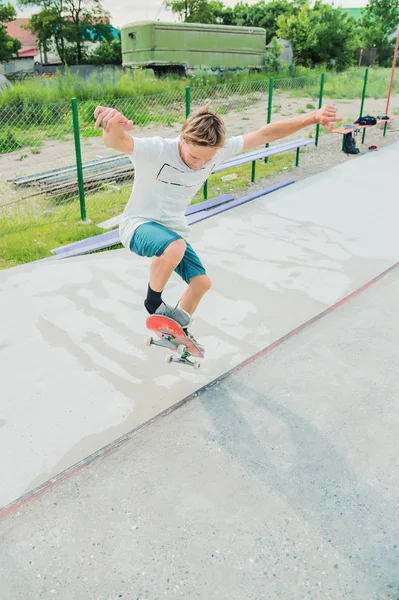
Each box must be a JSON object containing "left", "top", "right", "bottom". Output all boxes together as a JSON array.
[{"left": 145, "top": 315, "right": 204, "bottom": 367}]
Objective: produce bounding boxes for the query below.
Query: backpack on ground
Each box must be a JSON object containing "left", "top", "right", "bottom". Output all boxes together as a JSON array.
[{"left": 343, "top": 132, "right": 360, "bottom": 155}]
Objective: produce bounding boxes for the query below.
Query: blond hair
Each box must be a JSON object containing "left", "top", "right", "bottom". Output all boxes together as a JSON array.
[{"left": 181, "top": 103, "right": 226, "bottom": 148}]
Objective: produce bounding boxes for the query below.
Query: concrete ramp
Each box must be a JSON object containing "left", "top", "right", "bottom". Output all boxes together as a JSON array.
[
  {"left": 1, "top": 258, "right": 398, "bottom": 600},
  {"left": 1, "top": 142, "right": 399, "bottom": 513}
]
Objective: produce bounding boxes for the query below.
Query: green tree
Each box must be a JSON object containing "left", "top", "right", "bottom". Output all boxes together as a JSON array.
[
  {"left": 64, "top": 0, "right": 110, "bottom": 63},
  {"left": 359, "top": 0, "right": 399, "bottom": 65},
  {"left": 88, "top": 37, "right": 121, "bottom": 65},
  {"left": 217, "top": 6, "right": 234, "bottom": 25},
  {"left": 0, "top": 1, "right": 21, "bottom": 62},
  {"left": 277, "top": 1, "right": 359, "bottom": 70},
  {"left": 265, "top": 37, "right": 283, "bottom": 72},
  {"left": 20, "top": 0, "right": 111, "bottom": 64},
  {"left": 164, "top": 0, "right": 226, "bottom": 23},
  {"left": 230, "top": 2, "right": 252, "bottom": 26},
  {"left": 29, "top": 7, "right": 65, "bottom": 63},
  {"left": 232, "top": 0, "right": 301, "bottom": 43},
  {"left": 165, "top": 0, "right": 300, "bottom": 36},
  {"left": 164, "top": 0, "right": 193, "bottom": 21}
]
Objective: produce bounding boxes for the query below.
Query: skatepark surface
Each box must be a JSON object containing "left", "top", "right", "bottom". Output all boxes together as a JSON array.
[{"left": 1, "top": 142, "right": 398, "bottom": 599}]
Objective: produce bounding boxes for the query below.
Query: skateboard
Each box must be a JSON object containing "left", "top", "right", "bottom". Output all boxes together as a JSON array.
[{"left": 145, "top": 315, "right": 204, "bottom": 369}]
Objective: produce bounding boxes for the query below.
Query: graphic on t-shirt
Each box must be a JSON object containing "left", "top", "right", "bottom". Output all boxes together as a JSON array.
[{"left": 156, "top": 162, "right": 215, "bottom": 188}]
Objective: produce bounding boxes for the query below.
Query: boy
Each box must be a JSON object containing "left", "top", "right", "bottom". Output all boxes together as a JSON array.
[{"left": 94, "top": 102, "right": 340, "bottom": 350}]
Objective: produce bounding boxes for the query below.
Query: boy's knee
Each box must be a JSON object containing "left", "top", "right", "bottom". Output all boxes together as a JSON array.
[
  {"left": 201, "top": 275, "right": 212, "bottom": 293},
  {"left": 163, "top": 239, "right": 186, "bottom": 262},
  {"left": 191, "top": 274, "right": 211, "bottom": 294}
]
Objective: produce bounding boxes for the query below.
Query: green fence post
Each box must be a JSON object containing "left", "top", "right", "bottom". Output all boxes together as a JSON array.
[
  {"left": 185, "top": 86, "right": 191, "bottom": 118},
  {"left": 71, "top": 97, "right": 86, "bottom": 221},
  {"left": 315, "top": 72, "right": 325, "bottom": 147},
  {"left": 264, "top": 77, "right": 274, "bottom": 163},
  {"left": 203, "top": 180, "right": 208, "bottom": 200},
  {"left": 251, "top": 160, "right": 256, "bottom": 182},
  {"left": 359, "top": 67, "right": 368, "bottom": 117},
  {"left": 360, "top": 68, "right": 369, "bottom": 144}
]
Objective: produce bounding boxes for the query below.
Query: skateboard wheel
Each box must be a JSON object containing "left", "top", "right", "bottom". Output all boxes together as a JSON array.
[
  {"left": 166, "top": 354, "right": 174, "bottom": 364},
  {"left": 177, "top": 344, "right": 186, "bottom": 356},
  {"left": 193, "top": 361, "right": 201, "bottom": 370},
  {"left": 144, "top": 336, "right": 153, "bottom": 347}
]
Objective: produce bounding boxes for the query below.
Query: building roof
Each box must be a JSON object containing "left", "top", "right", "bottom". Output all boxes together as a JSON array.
[
  {"left": 18, "top": 48, "right": 38, "bottom": 58},
  {"left": 5, "top": 18, "right": 38, "bottom": 57}
]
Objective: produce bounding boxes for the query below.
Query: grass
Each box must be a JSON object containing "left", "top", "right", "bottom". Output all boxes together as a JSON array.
[
  {"left": 0, "top": 152, "right": 295, "bottom": 269},
  {"left": 0, "top": 67, "right": 308, "bottom": 106},
  {"left": 0, "top": 128, "right": 44, "bottom": 154},
  {"left": 0, "top": 221, "right": 102, "bottom": 269},
  {"left": 0, "top": 115, "right": 72, "bottom": 154},
  {"left": 1, "top": 67, "right": 396, "bottom": 109},
  {"left": 1, "top": 67, "right": 397, "bottom": 155},
  {"left": 286, "top": 68, "right": 399, "bottom": 100}
]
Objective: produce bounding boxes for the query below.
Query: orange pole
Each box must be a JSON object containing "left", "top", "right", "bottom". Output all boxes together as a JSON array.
[{"left": 385, "top": 28, "right": 399, "bottom": 115}]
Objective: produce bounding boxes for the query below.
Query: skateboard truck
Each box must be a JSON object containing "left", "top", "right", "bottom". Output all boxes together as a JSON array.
[{"left": 145, "top": 335, "right": 201, "bottom": 369}]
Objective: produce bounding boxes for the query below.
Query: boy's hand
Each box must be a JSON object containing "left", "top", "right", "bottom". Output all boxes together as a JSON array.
[
  {"left": 315, "top": 105, "right": 342, "bottom": 131},
  {"left": 94, "top": 106, "right": 134, "bottom": 133}
]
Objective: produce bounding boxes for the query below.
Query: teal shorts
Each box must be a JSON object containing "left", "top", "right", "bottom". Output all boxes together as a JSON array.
[{"left": 130, "top": 221, "right": 206, "bottom": 284}]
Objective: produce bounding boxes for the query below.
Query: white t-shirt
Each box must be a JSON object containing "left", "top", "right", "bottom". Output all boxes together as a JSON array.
[{"left": 119, "top": 134, "right": 244, "bottom": 247}]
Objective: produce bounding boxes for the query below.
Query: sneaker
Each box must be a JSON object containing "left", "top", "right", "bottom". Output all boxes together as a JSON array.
[
  {"left": 154, "top": 302, "right": 192, "bottom": 328},
  {"left": 186, "top": 331, "right": 205, "bottom": 354}
]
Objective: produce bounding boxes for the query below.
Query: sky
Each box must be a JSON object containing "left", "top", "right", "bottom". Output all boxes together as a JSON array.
[{"left": 11, "top": 0, "right": 369, "bottom": 30}]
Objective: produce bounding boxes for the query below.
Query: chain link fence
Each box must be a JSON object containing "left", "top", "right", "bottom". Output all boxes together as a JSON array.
[
  {"left": 1, "top": 69, "right": 398, "bottom": 267},
  {"left": 0, "top": 101, "right": 81, "bottom": 239},
  {"left": 190, "top": 80, "right": 270, "bottom": 118}
]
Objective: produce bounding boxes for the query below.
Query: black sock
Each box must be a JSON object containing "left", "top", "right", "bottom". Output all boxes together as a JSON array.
[{"left": 144, "top": 284, "right": 163, "bottom": 314}]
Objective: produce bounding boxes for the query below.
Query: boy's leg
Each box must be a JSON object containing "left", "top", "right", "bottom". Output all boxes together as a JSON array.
[
  {"left": 130, "top": 222, "right": 191, "bottom": 327},
  {"left": 148, "top": 238, "right": 186, "bottom": 294},
  {"left": 179, "top": 274, "right": 211, "bottom": 314},
  {"left": 175, "top": 243, "right": 211, "bottom": 315}
]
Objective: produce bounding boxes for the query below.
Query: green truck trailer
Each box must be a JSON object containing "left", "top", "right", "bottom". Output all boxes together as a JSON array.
[{"left": 121, "top": 21, "right": 266, "bottom": 75}]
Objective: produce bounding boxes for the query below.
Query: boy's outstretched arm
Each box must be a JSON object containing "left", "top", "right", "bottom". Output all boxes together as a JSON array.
[
  {"left": 242, "top": 105, "right": 342, "bottom": 152},
  {"left": 94, "top": 106, "right": 134, "bottom": 154}
]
